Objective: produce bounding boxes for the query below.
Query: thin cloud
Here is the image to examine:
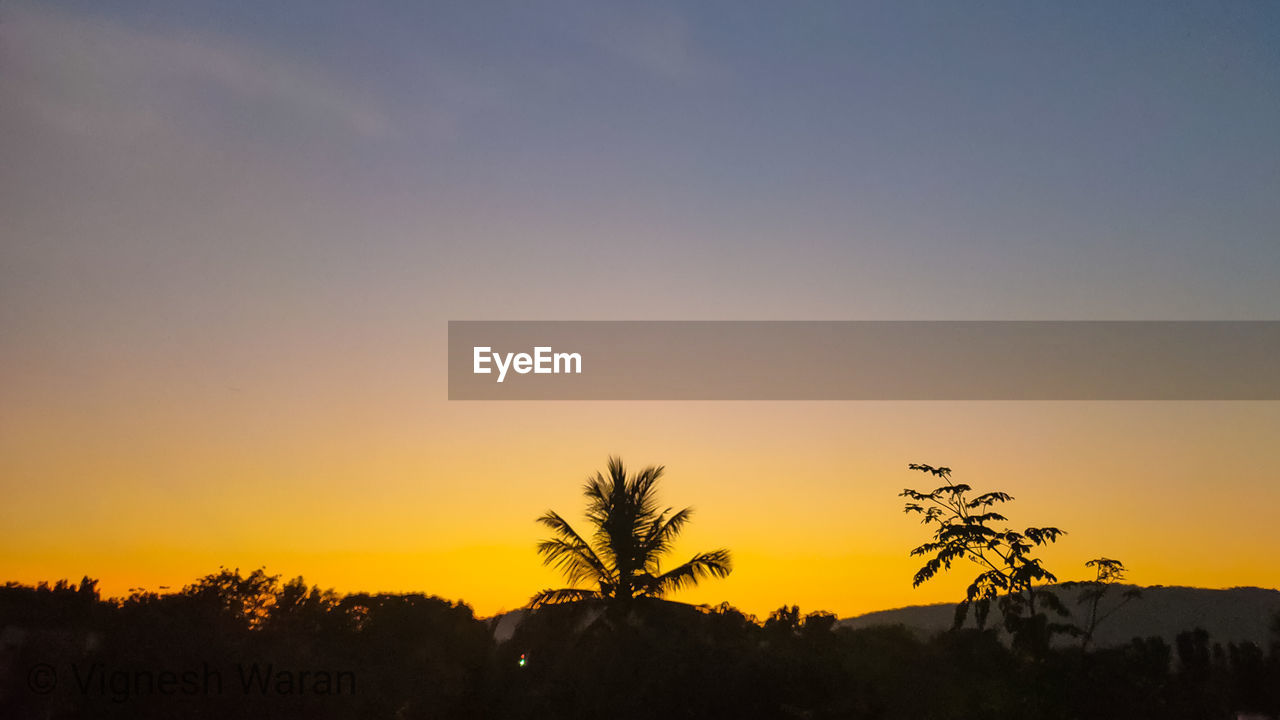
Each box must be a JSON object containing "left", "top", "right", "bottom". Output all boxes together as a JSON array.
[
  {"left": 1, "top": 4, "right": 392, "bottom": 143},
  {"left": 579, "top": 6, "right": 716, "bottom": 83}
]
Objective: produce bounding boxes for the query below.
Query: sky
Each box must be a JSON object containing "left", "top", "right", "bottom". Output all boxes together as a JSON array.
[{"left": 2, "top": 1, "right": 1278, "bottom": 618}]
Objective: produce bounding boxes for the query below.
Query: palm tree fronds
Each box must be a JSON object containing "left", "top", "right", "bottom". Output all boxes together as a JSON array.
[
  {"left": 536, "top": 538, "right": 610, "bottom": 586},
  {"left": 651, "top": 549, "right": 733, "bottom": 596},
  {"left": 534, "top": 458, "right": 732, "bottom": 606},
  {"left": 528, "top": 587, "right": 603, "bottom": 608},
  {"left": 641, "top": 507, "right": 693, "bottom": 559}
]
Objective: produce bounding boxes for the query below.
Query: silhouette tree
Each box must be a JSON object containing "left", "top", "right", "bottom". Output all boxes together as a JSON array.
[
  {"left": 530, "top": 456, "right": 732, "bottom": 607},
  {"left": 901, "top": 463, "right": 1069, "bottom": 655},
  {"left": 182, "top": 566, "right": 281, "bottom": 629},
  {"left": 764, "top": 605, "right": 803, "bottom": 634},
  {"left": 1062, "top": 557, "right": 1142, "bottom": 651}
]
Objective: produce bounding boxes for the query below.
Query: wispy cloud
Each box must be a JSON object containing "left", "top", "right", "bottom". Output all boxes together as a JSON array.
[
  {"left": 577, "top": 6, "right": 715, "bottom": 83},
  {"left": 1, "top": 4, "right": 391, "bottom": 143}
]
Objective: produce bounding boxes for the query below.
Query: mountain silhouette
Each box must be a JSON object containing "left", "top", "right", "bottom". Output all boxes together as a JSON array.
[{"left": 838, "top": 585, "right": 1280, "bottom": 648}]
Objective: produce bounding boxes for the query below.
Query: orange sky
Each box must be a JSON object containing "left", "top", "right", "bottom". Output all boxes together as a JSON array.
[{"left": 4, "top": 394, "right": 1277, "bottom": 618}]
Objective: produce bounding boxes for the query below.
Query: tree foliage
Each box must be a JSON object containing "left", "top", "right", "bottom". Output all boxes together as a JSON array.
[
  {"left": 1062, "top": 557, "right": 1143, "bottom": 650},
  {"left": 530, "top": 456, "right": 732, "bottom": 608},
  {"left": 900, "top": 463, "right": 1070, "bottom": 654}
]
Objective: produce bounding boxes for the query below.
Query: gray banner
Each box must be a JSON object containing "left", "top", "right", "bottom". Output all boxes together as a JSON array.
[{"left": 447, "top": 321, "right": 1280, "bottom": 400}]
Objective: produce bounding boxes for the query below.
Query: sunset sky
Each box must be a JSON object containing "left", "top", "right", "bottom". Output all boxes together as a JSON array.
[{"left": 2, "top": 1, "right": 1279, "bottom": 619}]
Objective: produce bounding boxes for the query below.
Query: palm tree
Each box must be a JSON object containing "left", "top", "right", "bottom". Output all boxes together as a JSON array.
[{"left": 530, "top": 456, "right": 732, "bottom": 608}]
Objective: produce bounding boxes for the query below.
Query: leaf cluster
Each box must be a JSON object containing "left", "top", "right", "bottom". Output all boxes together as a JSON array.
[
  {"left": 531, "top": 456, "right": 731, "bottom": 607},
  {"left": 901, "top": 463, "right": 1066, "bottom": 642}
]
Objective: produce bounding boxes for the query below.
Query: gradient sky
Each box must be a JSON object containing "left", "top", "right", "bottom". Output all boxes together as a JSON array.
[{"left": 2, "top": 1, "right": 1279, "bottom": 618}]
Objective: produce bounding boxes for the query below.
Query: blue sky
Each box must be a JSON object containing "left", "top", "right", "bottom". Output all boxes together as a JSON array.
[{"left": 5, "top": 1, "right": 1278, "bottom": 323}]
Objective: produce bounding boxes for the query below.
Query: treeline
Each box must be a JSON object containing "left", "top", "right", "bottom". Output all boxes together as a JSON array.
[{"left": 2, "top": 570, "right": 1279, "bottom": 719}]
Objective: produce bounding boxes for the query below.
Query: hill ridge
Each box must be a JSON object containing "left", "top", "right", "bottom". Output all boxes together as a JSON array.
[{"left": 838, "top": 584, "right": 1280, "bottom": 648}]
